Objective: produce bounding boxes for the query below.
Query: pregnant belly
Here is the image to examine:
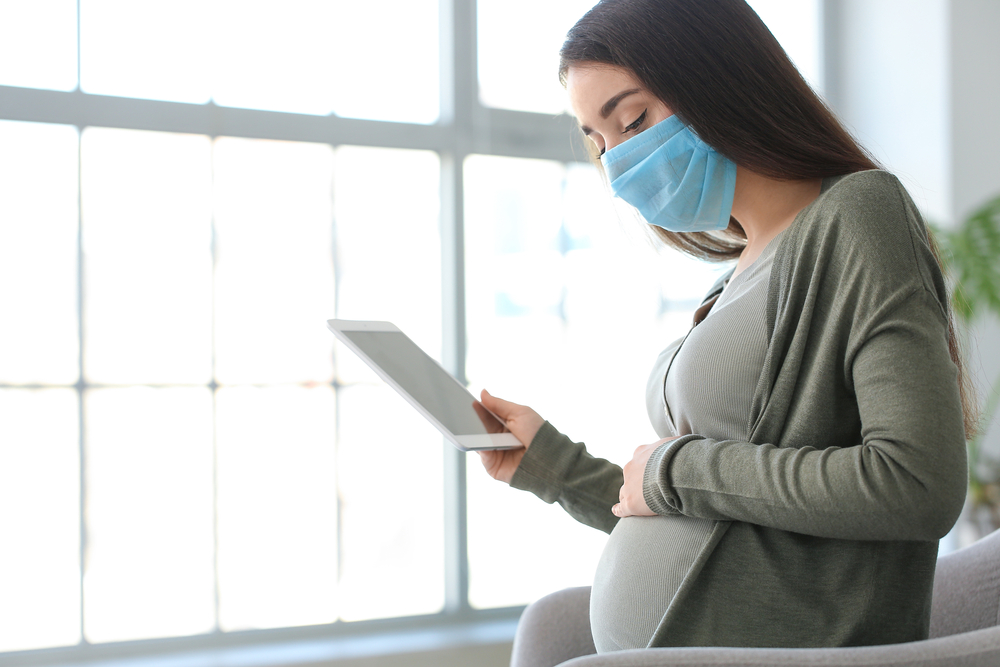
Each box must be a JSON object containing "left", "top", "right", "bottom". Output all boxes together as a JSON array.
[{"left": 590, "top": 514, "right": 716, "bottom": 652}]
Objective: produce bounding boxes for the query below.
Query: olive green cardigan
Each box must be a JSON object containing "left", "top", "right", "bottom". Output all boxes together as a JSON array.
[{"left": 510, "top": 170, "right": 968, "bottom": 649}]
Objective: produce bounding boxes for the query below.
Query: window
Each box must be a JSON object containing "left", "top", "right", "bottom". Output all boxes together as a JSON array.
[
  {"left": 0, "top": 0, "right": 820, "bottom": 660},
  {"left": 0, "top": 119, "right": 80, "bottom": 652}
]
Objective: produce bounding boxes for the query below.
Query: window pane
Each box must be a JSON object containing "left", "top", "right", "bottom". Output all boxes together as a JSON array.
[
  {"left": 216, "top": 386, "right": 337, "bottom": 631},
  {"left": 80, "top": 0, "right": 212, "bottom": 103},
  {"left": 330, "top": 147, "right": 445, "bottom": 621},
  {"left": 83, "top": 387, "right": 214, "bottom": 643},
  {"left": 748, "top": 0, "right": 822, "bottom": 92},
  {"left": 0, "top": 0, "right": 77, "bottom": 91},
  {"left": 0, "top": 389, "right": 80, "bottom": 652},
  {"left": 328, "top": 0, "right": 439, "bottom": 123},
  {"left": 337, "top": 384, "right": 444, "bottom": 621},
  {"left": 210, "top": 1, "right": 336, "bottom": 116},
  {"left": 211, "top": 0, "right": 439, "bottom": 123},
  {"left": 78, "top": 1, "right": 440, "bottom": 122},
  {"left": 463, "top": 156, "right": 727, "bottom": 608},
  {"left": 0, "top": 121, "right": 79, "bottom": 385},
  {"left": 213, "top": 137, "right": 335, "bottom": 385},
  {"left": 477, "top": 0, "right": 596, "bottom": 114},
  {"left": 81, "top": 128, "right": 213, "bottom": 385},
  {"left": 333, "top": 146, "right": 441, "bottom": 384},
  {"left": 466, "top": 454, "right": 607, "bottom": 609}
]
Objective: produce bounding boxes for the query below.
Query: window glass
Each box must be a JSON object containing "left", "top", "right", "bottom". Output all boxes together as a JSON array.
[
  {"left": 0, "top": 389, "right": 80, "bottom": 652},
  {"left": 477, "top": 0, "right": 596, "bottom": 114},
  {"left": 83, "top": 387, "right": 214, "bottom": 643},
  {"left": 332, "top": 146, "right": 442, "bottom": 384},
  {"left": 209, "top": 0, "right": 338, "bottom": 116},
  {"left": 0, "top": 0, "right": 77, "bottom": 91},
  {"left": 326, "top": 0, "right": 440, "bottom": 123},
  {"left": 331, "top": 145, "right": 445, "bottom": 620},
  {"left": 80, "top": 0, "right": 211, "bottom": 104},
  {"left": 213, "top": 137, "right": 336, "bottom": 385},
  {"left": 747, "top": 0, "right": 822, "bottom": 92},
  {"left": 78, "top": 0, "right": 439, "bottom": 122},
  {"left": 336, "top": 384, "right": 445, "bottom": 621},
  {"left": 212, "top": 0, "right": 439, "bottom": 122},
  {"left": 216, "top": 385, "right": 337, "bottom": 631},
  {"left": 81, "top": 127, "right": 213, "bottom": 385},
  {"left": 0, "top": 121, "right": 79, "bottom": 385},
  {"left": 463, "top": 155, "right": 728, "bottom": 607}
]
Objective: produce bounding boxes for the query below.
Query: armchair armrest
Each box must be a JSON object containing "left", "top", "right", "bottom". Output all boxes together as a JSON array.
[{"left": 561, "top": 625, "right": 1000, "bottom": 667}]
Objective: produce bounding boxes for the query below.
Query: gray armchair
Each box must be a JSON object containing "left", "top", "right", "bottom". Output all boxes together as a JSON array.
[{"left": 511, "top": 528, "right": 1000, "bottom": 667}]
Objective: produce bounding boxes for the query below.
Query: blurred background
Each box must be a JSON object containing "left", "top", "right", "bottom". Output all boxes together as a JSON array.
[{"left": 0, "top": 1, "right": 997, "bottom": 666}]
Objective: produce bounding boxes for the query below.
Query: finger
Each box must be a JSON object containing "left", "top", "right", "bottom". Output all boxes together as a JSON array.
[
  {"left": 613, "top": 503, "right": 633, "bottom": 518},
  {"left": 477, "top": 450, "right": 502, "bottom": 479},
  {"left": 480, "top": 389, "right": 521, "bottom": 420},
  {"left": 477, "top": 449, "right": 494, "bottom": 468}
]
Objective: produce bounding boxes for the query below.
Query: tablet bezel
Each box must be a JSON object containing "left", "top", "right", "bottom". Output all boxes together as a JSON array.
[{"left": 327, "top": 319, "right": 521, "bottom": 452}]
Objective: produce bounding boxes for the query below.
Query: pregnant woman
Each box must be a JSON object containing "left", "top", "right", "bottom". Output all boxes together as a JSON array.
[{"left": 476, "top": 0, "right": 975, "bottom": 657}]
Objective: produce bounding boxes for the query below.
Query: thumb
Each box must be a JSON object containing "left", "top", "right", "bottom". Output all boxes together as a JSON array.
[{"left": 480, "top": 389, "right": 518, "bottom": 421}]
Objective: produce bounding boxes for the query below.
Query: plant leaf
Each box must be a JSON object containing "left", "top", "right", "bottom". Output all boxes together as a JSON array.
[{"left": 937, "top": 195, "right": 1000, "bottom": 324}]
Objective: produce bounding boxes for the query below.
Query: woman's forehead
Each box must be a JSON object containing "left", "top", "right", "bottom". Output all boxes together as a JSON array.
[
  {"left": 565, "top": 63, "right": 641, "bottom": 94},
  {"left": 566, "top": 64, "right": 650, "bottom": 124}
]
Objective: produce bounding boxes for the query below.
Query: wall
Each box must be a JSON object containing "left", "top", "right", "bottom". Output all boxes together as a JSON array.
[
  {"left": 824, "top": 0, "right": 1000, "bottom": 547},
  {"left": 824, "top": 0, "right": 952, "bottom": 221},
  {"left": 952, "top": 0, "right": 1000, "bottom": 542}
]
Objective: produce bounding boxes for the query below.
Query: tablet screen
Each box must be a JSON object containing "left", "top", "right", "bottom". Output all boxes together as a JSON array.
[{"left": 340, "top": 330, "right": 506, "bottom": 436}]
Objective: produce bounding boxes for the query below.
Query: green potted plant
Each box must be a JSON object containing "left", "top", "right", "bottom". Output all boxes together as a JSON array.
[{"left": 932, "top": 194, "right": 1000, "bottom": 540}]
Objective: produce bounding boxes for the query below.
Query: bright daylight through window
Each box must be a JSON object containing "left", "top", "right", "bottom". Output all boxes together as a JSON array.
[{"left": 0, "top": 0, "right": 819, "bottom": 658}]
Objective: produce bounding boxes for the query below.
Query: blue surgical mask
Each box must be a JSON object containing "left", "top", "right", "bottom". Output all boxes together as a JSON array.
[{"left": 600, "top": 114, "right": 737, "bottom": 232}]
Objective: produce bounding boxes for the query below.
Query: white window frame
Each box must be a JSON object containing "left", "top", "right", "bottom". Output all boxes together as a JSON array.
[{"left": 0, "top": 0, "right": 586, "bottom": 664}]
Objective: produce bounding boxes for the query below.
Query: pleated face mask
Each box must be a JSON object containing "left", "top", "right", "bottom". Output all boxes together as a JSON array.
[{"left": 600, "top": 114, "right": 737, "bottom": 232}]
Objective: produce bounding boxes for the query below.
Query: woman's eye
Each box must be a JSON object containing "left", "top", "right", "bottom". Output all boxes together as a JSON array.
[{"left": 624, "top": 109, "right": 647, "bottom": 134}]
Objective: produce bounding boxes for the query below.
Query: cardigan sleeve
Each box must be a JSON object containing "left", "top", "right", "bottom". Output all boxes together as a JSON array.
[
  {"left": 643, "top": 279, "right": 968, "bottom": 542},
  {"left": 510, "top": 421, "right": 622, "bottom": 534}
]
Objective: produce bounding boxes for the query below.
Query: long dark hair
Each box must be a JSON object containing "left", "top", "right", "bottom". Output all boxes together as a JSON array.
[
  {"left": 560, "top": 0, "right": 978, "bottom": 437},
  {"left": 560, "top": 0, "right": 879, "bottom": 260}
]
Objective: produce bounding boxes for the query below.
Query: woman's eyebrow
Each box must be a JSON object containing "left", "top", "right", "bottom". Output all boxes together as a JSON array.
[
  {"left": 600, "top": 88, "right": 641, "bottom": 119},
  {"left": 579, "top": 88, "right": 643, "bottom": 135}
]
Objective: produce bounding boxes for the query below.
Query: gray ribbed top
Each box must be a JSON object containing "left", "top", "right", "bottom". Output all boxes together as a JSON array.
[
  {"left": 662, "top": 229, "right": 786, "bottom": 441},
  {"left": 590, "top": 230, "right": 784, "bottom": 653}
]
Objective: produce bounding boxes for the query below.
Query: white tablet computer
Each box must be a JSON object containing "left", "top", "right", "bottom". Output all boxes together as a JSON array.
[{"left": 327, "top": 319, "right": 521, "bottom": 452}]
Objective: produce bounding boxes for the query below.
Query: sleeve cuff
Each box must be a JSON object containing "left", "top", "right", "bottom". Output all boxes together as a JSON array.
[
  {"left": 509, "top": 421, "right": 580, "bottom": 504},
  {"left": 642, "top": 435, "right": 701, "bottom": 515}
]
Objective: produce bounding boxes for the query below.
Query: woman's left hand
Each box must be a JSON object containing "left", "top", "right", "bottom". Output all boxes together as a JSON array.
[{"left": 612, "top": 437, "right": 677, "bottom": 518}]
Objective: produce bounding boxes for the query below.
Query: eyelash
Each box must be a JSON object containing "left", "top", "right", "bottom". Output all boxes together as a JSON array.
[
  {"left": 624, "top": 109, "right": 647, "bottom": 134},
  {"left": 597, "top": 109, "right": 649, "bottom": 156}
]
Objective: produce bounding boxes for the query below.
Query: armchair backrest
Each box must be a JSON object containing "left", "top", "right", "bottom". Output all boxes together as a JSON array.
[{"left": 930, "top": 528, "right": 1000, "bottom": 638}]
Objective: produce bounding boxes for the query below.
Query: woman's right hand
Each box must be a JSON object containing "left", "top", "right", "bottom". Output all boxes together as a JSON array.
[{"left": 475, "top": 389, "right": 544, "bottom": 484}]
